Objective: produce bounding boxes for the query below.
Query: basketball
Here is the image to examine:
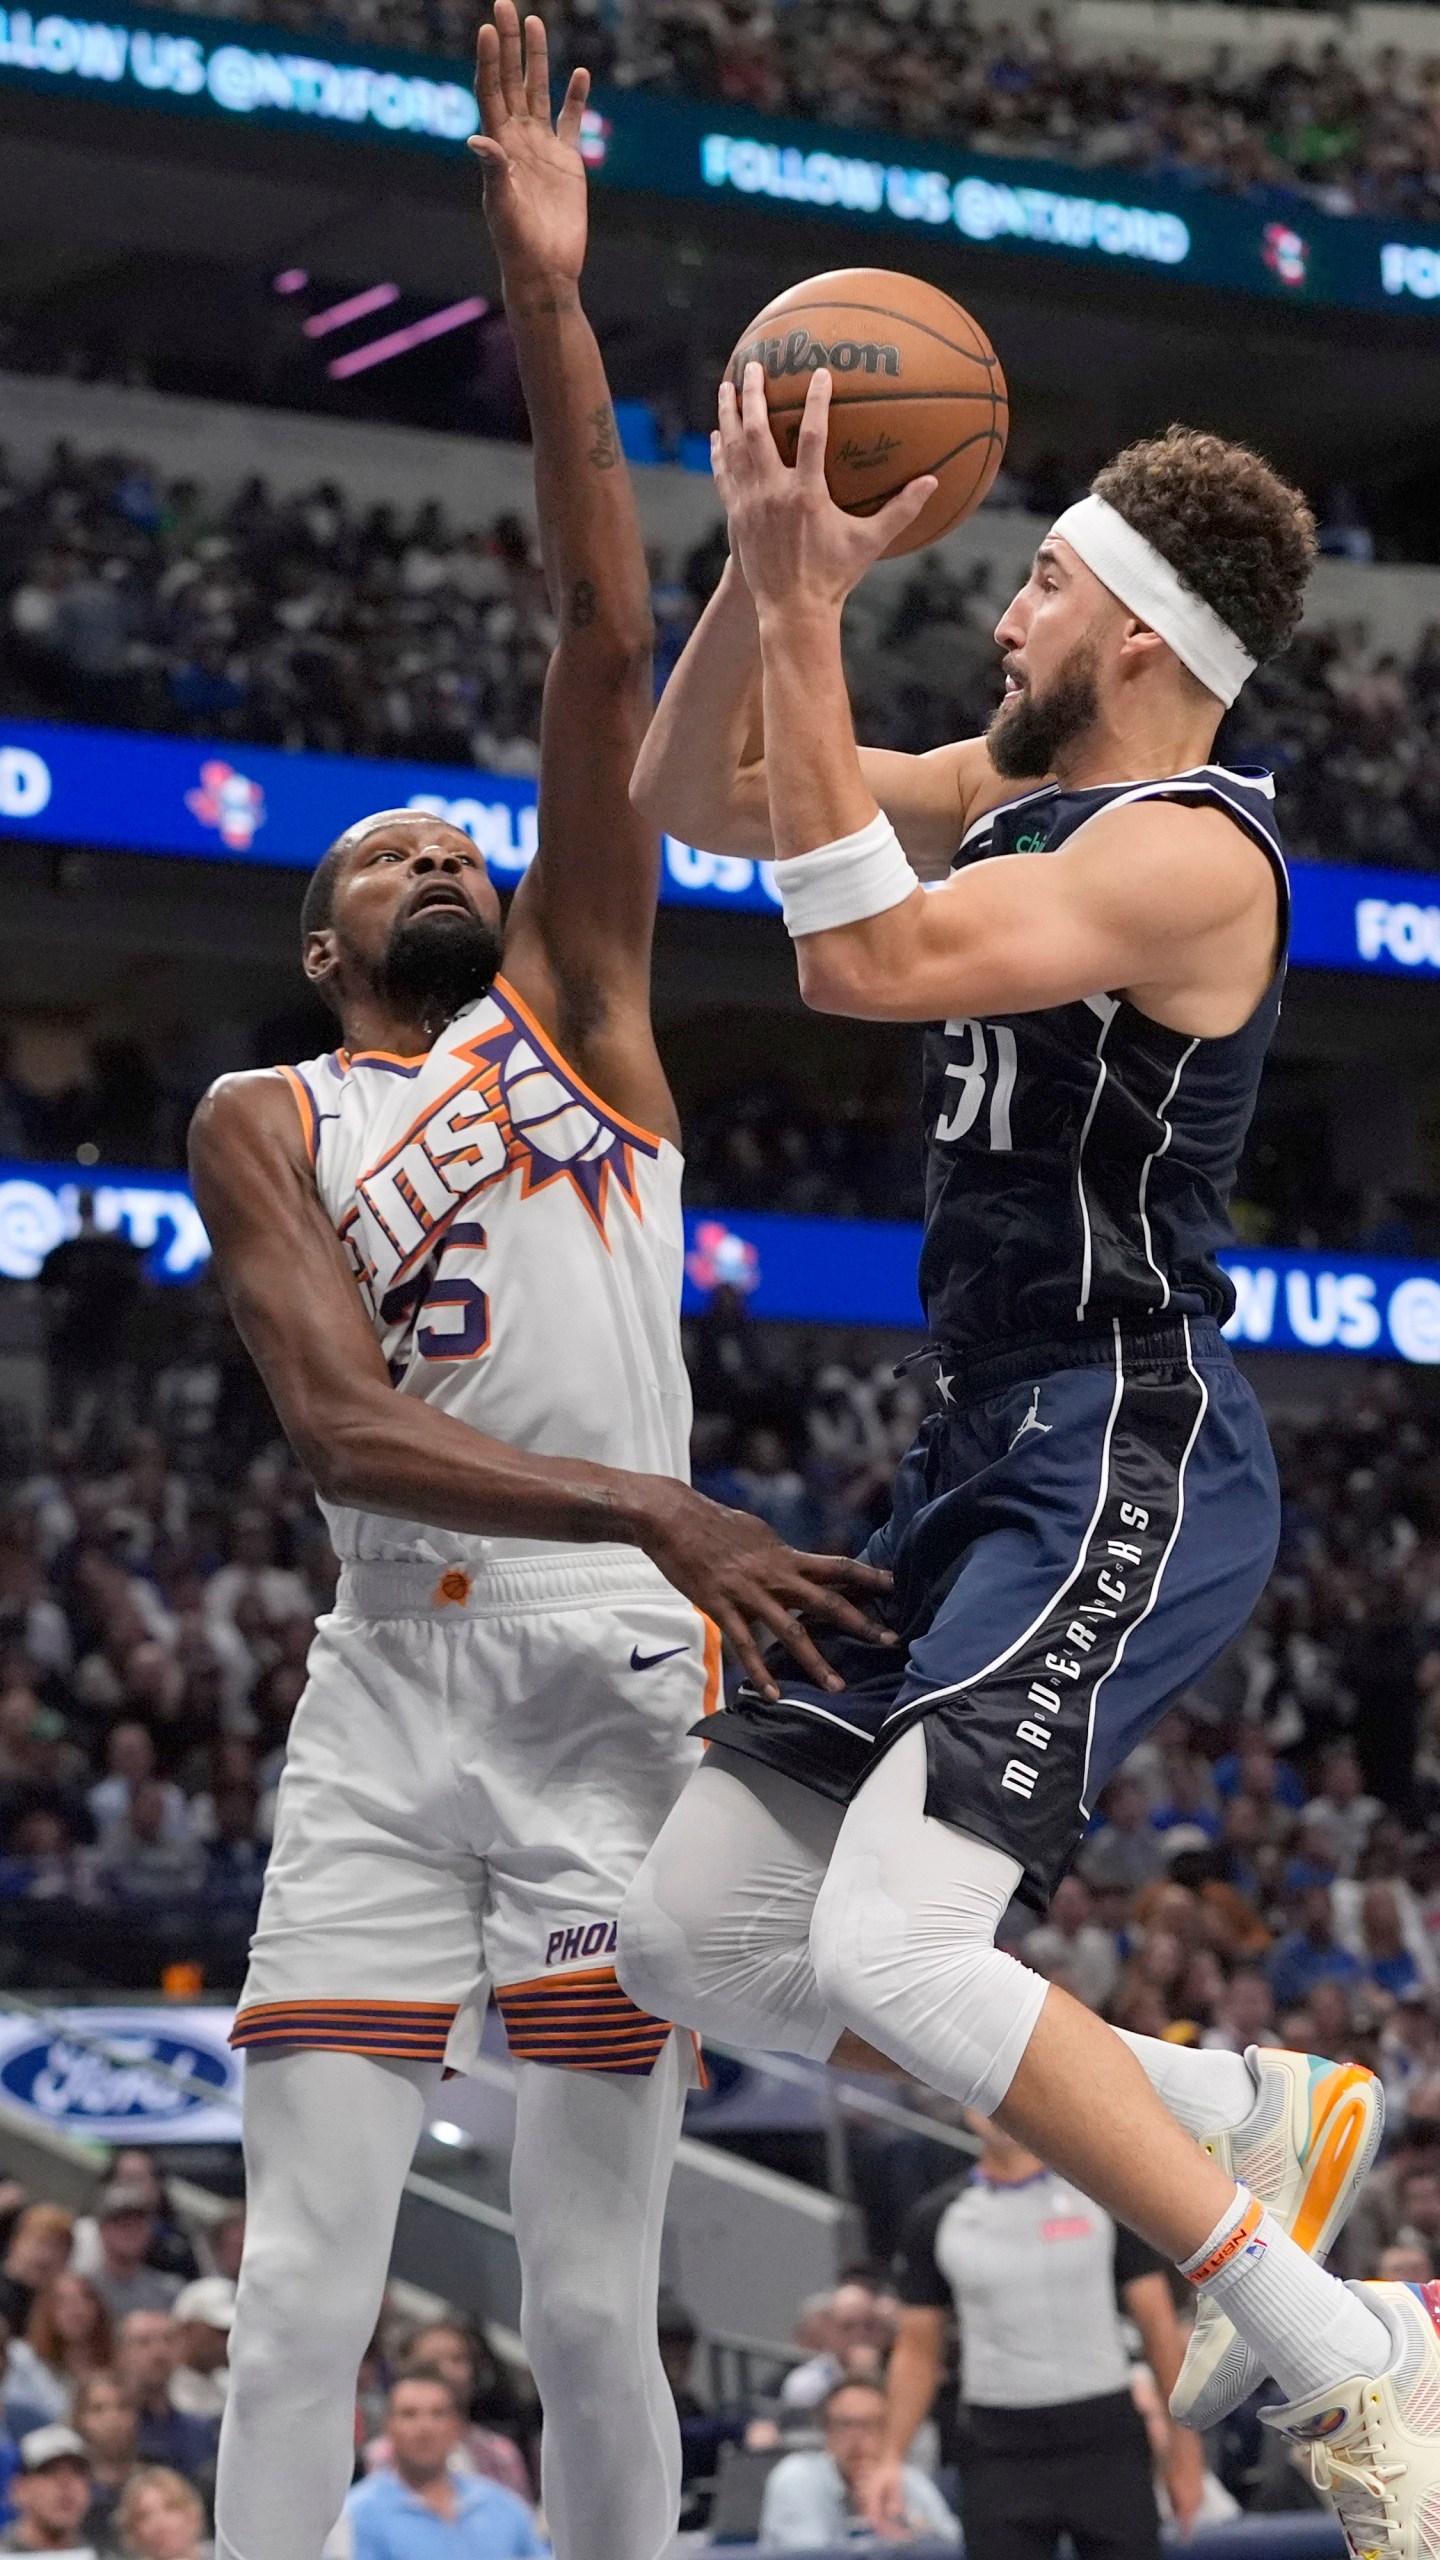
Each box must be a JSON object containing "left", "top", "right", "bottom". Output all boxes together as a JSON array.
[{"left": 725, "top": 268, "right": 1008, "bottom": 558}]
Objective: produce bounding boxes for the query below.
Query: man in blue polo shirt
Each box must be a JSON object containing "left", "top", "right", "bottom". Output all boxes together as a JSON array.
[{"left": 344, "top": 2371, "right": 546, "bottom": 2560}]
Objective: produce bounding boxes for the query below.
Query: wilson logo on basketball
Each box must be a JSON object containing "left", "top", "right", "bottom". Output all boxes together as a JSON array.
[{"left": 730, "top": 326, "right": 901, "bottom": 384}]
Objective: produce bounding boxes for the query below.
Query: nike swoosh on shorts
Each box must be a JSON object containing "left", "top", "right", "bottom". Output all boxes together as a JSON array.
[{"left": 630, "top": 1644, "right": 689, "bottom": 1671}]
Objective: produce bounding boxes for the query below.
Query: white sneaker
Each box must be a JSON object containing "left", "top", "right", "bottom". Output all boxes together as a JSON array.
[
  {"left": 1261, "top": 2282, "right": 1440, "bottom": 2559},
  {"left": 1171, "top": 2048, "right": 1384, "bottom": 2432}
]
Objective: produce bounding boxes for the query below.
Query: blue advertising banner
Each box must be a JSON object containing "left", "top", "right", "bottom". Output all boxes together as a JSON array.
[
  {"left": 5, "top": 718, "right": 1440, "bottom": 970},
  {"left": 6, "top": 1156, "right": 1440, "bottom": 1361},
  {"left": 0, "top": 4, "right": 1439, "bottom": 317}
]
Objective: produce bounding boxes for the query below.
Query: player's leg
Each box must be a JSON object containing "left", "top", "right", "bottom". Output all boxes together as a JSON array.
[
  {"left": 617, "top": 1744, "right": 843, "bottom": 2061},
  {"left": 507, "top": 2037, "right": 687, "bottom": 2560},
  {"left": 810, "top": 1729, "right": 1392, "bottom": 2410},
  {"left": 957, "top": 2452, "right": 1065, "bottom": 2560},
  {"left": 804, "top": 1339, "right": 1393, "bottom": 2411},
  {"left": 216, "top": 2046, "right": 440, "bottom": 2560},
  {"left": 218, "top": 1596, "right": 485, "bottom": 2560}
]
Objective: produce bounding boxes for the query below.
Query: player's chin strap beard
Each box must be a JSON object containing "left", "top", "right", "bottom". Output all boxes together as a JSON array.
[{"left": 375, "top": 909, "right": 504, "bottom": 1041}]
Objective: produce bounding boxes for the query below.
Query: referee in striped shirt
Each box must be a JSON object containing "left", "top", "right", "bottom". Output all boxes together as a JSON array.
[{"left": 863, "top": 2114, "right": 1204, "bottom": 2555}]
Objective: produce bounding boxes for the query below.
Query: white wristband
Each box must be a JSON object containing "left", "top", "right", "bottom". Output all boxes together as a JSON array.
[{"left": 775, "top": 811, "right": 919, "bottom": 939}]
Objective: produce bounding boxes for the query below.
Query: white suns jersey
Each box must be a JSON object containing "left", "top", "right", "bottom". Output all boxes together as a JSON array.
[{"left": 281, "top": 977, "right": 691, "bottom": 1571}]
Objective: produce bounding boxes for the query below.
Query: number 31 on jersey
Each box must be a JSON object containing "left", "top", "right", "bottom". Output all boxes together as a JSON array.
[{"left": 934, "top": 1017, "right": 1017, "bottom": 1150}]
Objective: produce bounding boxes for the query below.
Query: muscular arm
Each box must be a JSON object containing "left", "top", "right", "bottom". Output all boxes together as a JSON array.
[
  {"left": 188, "top": 1072, "right": 890, "bottom": 1690},
  {"left": 788, "top": 797, "right": 1279, "bottom": 1033},
  {"left": 472, "top": 8, "right": 673, "bottom": 1140},
  {"left": 629, "top": 553, "right": 1019, "bottom": 877}
]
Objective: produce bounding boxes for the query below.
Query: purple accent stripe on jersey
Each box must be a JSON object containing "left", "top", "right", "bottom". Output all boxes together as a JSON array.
[{"left": 348, "top": 1055, "right": 427, "bottom": 1079}]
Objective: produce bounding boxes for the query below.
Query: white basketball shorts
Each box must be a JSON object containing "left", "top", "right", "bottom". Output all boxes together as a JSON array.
[{"left": 230, "top": 1549, "right": 716, "bottom": 2075}]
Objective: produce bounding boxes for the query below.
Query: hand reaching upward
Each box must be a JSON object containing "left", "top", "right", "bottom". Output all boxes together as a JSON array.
[{"left": 469, "top": 0, "right": 589, "bottom": 288}]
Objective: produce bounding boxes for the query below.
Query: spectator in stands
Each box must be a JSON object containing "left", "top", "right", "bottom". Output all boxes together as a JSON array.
[
  {"left": 113, "top": 2466, "right": 206, "bottom": 2560},
  {"left": 87, "top": 2204, "right": 178, "bottom": 2331},
  {"left": 0, "top": 2216, "right": 74, "bottom": 2340},
  {"left": 1307, "top": 1744, "right": 1382, "bottom": 1877},
  {"left": 342, "top": 2371, "right": 546, "bottom": 2559},
  {"left": 0, "top": 2314, "right": 53, "bottom": 2481},
  {"left": 16, "top": 2278, "right": 114, "bottom": 2421},
  {"left": 362, "top": 2325, "right": 528, "bottom": 2503},
  {"left": 1267, "top": 1881, "right": 1364, "bottom": 2008},
  {"left": 0, "top": 2424, "right": 96, "bottom": 2556},
  {"left": 165, "top": 2284, "right": 231, "bottom": 2425},
  {"left": 1020, "top": 1875, "right": 1120, "bottom": 2011},
  {"left": 86, "top": 1732, "right": 188, "bottom": 1851},
  {"left": 757, "top": 2378, "right": 959, "bottom": 2549},
  {"left": 1078, "top": 1777, "right": 1165, "bottom": 1896},
  {"left": 113, "top": 2315, "right": 213, "bottom": 2477},
  {"left": 37, "top": 1202, "right": 144, "bottom": 1456},
  {"left": 93, "top": 1792, "right": 203, "bottom": 1909},
  {"left": 70, "top": 2376, "right": 140, "bottom": 2553},
  {"left": 778, "top": 2281, "right": 889, "bottom": 2410}
]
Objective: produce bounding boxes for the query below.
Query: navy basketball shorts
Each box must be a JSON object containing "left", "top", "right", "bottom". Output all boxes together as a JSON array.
[{"left": 703, "top": 1316, "right": 1279, "bottom": 1909}]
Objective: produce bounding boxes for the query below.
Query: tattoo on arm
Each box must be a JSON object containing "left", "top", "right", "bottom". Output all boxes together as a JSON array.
[
  {"left": 587, "top": 405, "right": 620, "bottom": 471},
  {"left": 570, "top": 578, "right": 598, "bottom": 628}
]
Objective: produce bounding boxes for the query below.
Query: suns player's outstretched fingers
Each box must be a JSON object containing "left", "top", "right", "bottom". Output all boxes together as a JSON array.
[
  {"left": 555, "top": 61, "right": 590, "bottom": 145},
  {"left": 494, "top": 0, "right": 528, "bottom": 115},
  {"left": 522, "top": 9, "right": 550, "bottom": 116},
  {"left": 710, "top": 1603, "right": 782, "bottom": 1702},
  {"left": 473, "top": 14, "right": 508, "bottom": 127},
  {"left": 785, "top": 1551, "right": 896, "bottom": 1642}
]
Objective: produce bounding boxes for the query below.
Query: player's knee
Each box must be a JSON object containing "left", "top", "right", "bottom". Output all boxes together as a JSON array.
[
  {"left": 521, "top": 2260, "right": 629, "bottom": 2395},
  {"left": 232, "top": 2230, "right": 372, "bottom": 2389},
  {"left": 615, "top": 1854, "right": 717, "bottom": 2029},
  {"left": 808, "top": 1867, "right": 1024, "bottom": 2113}
]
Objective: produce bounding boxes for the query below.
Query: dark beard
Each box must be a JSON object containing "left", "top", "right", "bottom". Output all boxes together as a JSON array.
[
  {"left": 377, "top": 909, "right": 503, "bottom": 1025},
  {"left": 986, "top": 641, "right": 1101, "bottom": 778}
]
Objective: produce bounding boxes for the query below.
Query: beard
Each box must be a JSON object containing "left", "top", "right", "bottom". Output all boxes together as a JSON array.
[
  {"left": 376, "top": 907, "right": 503, "bottom": 1024},
  {"left": 986, "top": 639, "right": 1101, "bottom": 778}
]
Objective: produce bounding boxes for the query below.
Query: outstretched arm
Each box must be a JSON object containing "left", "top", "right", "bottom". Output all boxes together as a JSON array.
[
  {"left": 189, "top": 1073, "right": 891, "bottom": 1695},
  {"left": 471, "top": 3, "right": 672, "bottom": 1139}
]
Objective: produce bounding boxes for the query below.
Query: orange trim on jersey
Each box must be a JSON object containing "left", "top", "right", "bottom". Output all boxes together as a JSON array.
[
  {"left": 276, "top": 1065, "right": 320, "bottom": 1165},
  {"left": 493, "top": 1964, "right": 674, "bottom": 2074},
  {"left": 229, "top": 1998, "right": 457, "bottom": 2062},
  {"left": 493, "top": 976, "right": 666, "bottom": 1154},
  {"left": 700, "top": 1614, "right": 723, "bottom": 1715}
]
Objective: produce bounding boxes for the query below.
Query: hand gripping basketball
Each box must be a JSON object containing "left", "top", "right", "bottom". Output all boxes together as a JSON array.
[{"left": 716, "top": 364, "right": 937, "bottom": 617}]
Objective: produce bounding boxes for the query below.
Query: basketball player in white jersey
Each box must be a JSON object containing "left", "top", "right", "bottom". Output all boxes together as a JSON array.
[
  {"left": 619, "top": 368, "right": 1440, "bottom": 2560},
  {"left": 188, "top": 38, "right": 885, "bottom": 2560}
]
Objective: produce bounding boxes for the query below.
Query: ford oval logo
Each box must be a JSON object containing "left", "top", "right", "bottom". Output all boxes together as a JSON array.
[{"left": 0, "top": 2033, "right": 229, "bottom": 2122}]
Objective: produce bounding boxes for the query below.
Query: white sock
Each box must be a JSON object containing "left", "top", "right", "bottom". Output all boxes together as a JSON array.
[
  {"left": 1181, "top": 2186, "right": 1392, "bottom": 2406},
  {"left": 1113, "top": 2030, "right": 1258, "bottom": 2138}
]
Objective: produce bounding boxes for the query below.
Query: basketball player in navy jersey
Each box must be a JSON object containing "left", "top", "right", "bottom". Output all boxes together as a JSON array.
[{"left": 618, "top": 371, "right": 1440, "bottom": 2559}]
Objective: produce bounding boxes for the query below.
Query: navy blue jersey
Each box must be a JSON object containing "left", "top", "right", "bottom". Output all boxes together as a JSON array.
[{"left": 918, "top": 765, "right": 1288, "bottom": 1364}]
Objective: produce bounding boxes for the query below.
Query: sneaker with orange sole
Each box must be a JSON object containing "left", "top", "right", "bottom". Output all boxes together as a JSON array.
[{"left": 1170, "top": 2047, "right": 1384, "bottom": 2432}]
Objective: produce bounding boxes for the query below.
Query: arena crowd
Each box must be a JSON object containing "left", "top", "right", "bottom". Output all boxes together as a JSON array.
[
  {"left": 1, "top": 440, "right": 1435, "bottom": 872},
  {"left": 130, "top": 0, "right": 1440, "bottom": 229}
]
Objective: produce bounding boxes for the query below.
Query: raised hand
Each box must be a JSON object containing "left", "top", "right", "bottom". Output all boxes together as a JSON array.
[
  {"left": 468, "top": 0, "right": 589, "bottom": 287},
  {"left": 714, "top": 360, "right": 936, "bottom": 617}
]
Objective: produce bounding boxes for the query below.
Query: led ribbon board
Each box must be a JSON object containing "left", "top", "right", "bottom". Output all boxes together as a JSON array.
[
  {"left": 0, "top": 718, "right": 1434, "bottom": 969},
  {"left": 0, "top": 8, "right": 1437, "bottom": 313},
  {"left": 4, "top": 1161, "right": 1440, "bottom": 1362}
]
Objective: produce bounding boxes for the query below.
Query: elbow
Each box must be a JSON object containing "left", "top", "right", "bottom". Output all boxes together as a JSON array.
[
  {"left": 290, "top": 1398, "right": 386, "bottom": 1510},
  {"left": 796, "top": 948, "right": 874, "bottom": 1017}
]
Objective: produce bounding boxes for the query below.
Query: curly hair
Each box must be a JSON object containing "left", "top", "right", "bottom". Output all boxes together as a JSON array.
[{"left": 1090, "top": 426, "right": 1316, "bottom": 667}]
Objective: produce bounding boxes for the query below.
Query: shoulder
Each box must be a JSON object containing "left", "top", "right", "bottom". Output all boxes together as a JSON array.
[
  {"left": 1057, "top": 794, "right": 1278, "bottom": 931},
  {"left": 458, "top": 2475, "right": 536, "bottom": 2526},
  {"left": 188, "top": 1067, "right": 317, "bottom": 1189}
]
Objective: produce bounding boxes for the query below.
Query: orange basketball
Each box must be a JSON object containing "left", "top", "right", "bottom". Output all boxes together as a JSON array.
[{"left": 726, "top": 268, "right": 1008, "bottom": 558}]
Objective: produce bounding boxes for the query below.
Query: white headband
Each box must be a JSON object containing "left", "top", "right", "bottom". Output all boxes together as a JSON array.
[
  {"left": 333, "top": 806, "right": 420, "bottom": 849},
  {"left": 1048, "top": 493, "right": 1256, "bottom": 708}
]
